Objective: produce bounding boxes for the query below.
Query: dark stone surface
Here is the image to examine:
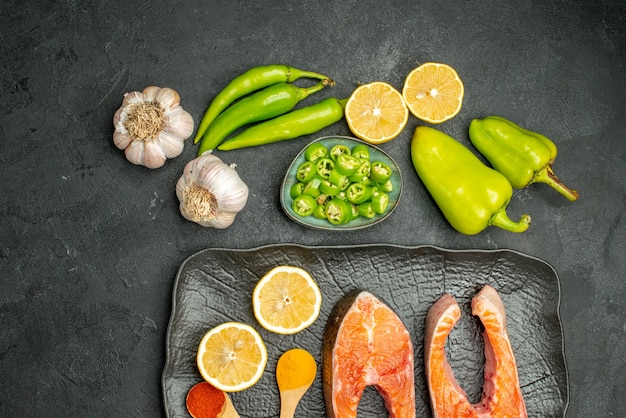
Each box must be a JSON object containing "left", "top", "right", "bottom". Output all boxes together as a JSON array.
[{"left": 1, "top": 0, "right": 624, "bottom": 416}]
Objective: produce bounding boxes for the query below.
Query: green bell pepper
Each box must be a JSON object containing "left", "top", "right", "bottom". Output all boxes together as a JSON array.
[
  {"left": 469, "top": 116, "right": 578, "bottom": 201},
  {"left": 411, "top": 126, "right": 531, "bottom": 235}
]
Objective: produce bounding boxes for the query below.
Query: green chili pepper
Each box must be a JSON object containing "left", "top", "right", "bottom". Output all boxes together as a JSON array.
[
  {"left": 315, "top": 157, "right": 335, "bottom": 179},
  {"left": 302, "top": 177, "right": 322, "bottom": 198},
  {"left": 313, "top": 202, "right": 327, "bottom": 219},
  {"left": 316, "top": 194, "right": 330, "bottom": 206},
  {"left": 468, "top": 116, "right": 579, "bottom": 201},
  {"left": 349, "top": 203, "right": 360, "bottom": 221},
  {"left": 377, "top": 179, "right": 394, "bottom": 193},
  {"left": 348, "top": 160, "right": 371, "bottom": 183},
  {"left": 295, "top": 161, "right": 316, "bottom": 183},
  {"left": 346, "top": 182, "right": 373, "bottom": 204},
  {"left": 335, "top": 154, "right": 362, "bottom": 176},
  {"left": 351, "top": 144, "right": 370, "bottom": 160},
  {"left": 198, "top": 81, "right": 328, "bottom": 155},
  {"left": 194, "top": 64, "right": 333, "bottom": 143},
  {"left": 411, "top": 126, "right": 531, "bottom": 235},
  {"left": 329, "top": 144, "right": 351, "bottom": 161},
  {"left": 320, "top": 179, "right": 341, "bottom": 196},
  {"left": 357, "top": 202, "right": 376, "bottom": 218},
  {"left": 304, "top": 142, "right": 328, "bottom": 162},
  {"left": 371, "top": 191, "right": 389, "bottom": 214},
  {"left": 328, "top": 169, "right": 351, "bottom": 191},
  {"left": 217, "top": 98, "right": 348, "bottom": 151},
  {"left": 325, "top": 198, "right": 351, "bottom": 224},
  {"left": 292, "top": 194, "right": 317, "bottom": 217},
  {"left": 289, "top": 182, "right": 304, "bottom": 199},
  {"left": 370, "top": 161, "right": 392, "bottom": 184},
  {"left": 362, "top": 178, "right": 375, "bottom": 188}
]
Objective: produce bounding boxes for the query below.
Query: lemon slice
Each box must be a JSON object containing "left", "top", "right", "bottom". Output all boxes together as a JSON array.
[
  {"left": 196, "top": 322, "right": 267, "bottom": 392},
  {"left": 252, "top": 266, "right": 322, "bottom": 334},
  {"left": 345, "top": 81, "right": 409, "bottom": 144},
  {"left": 402, "top": 62, "right": 464, "bottom": 124}
]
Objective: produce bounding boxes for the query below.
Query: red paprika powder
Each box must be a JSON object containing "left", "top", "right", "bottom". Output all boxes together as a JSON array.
[{"left": 185, "top": 381, "right": 225, "bottom": 418}]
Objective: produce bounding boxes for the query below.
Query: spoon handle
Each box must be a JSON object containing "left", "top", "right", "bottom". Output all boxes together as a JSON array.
[
  {"left": 279, "top": 386, "right": 309, "bottom": 418},
  {"left": 220, "top": 394, "right": 241, "bottom": 418}
]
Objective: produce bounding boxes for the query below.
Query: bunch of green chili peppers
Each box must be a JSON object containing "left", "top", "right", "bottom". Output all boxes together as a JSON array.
[{"left": 194, "top": 64, "right": 347, "bottom": 155}]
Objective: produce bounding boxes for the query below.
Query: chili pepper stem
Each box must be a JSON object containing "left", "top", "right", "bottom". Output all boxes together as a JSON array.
[
  {"left": 288, "top": 68, "right": 335, "bottom": 86},
  {"left": 299, "top": 79, "right": 330, "bottom": 98},
  {"left": 533, "top": 165, "right": 579, "bottom": 201},
  {"left": 488, "top": 208, "right": 531, "bottom": 233}
]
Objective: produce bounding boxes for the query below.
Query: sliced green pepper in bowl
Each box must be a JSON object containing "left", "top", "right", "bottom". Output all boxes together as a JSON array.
[{"left": 280, "top": 136, "right": 402, "bottom": 230}]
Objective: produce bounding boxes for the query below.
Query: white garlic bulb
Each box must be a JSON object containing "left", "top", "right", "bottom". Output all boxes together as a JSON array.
[
  {"left": 113, "top": 86, "right": 194, "bottom": 169},
  {"left": 176, "top": 153, "right": 249, "bottom": 228}
]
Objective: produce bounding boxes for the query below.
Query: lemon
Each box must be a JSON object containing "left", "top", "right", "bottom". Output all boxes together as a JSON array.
[
  {"left": 402, "top": 62, "right": 464, "bottom": 124},
  {"left": 345, "top": 81, "right": 409, "bottom": 144},
  {"left": 196, "top": 322, "right": 267, "bottom": 392},
  {"left": 252, "top": 266, "right": 322, "bottom": 334}
]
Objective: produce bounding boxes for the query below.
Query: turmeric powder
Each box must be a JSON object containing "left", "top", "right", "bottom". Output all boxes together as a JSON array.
[{"left": 276, "top": 348, "right": 317, "bottom": 391}]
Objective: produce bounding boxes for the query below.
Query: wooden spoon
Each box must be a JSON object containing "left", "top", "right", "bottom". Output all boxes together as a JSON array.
[
  {"left": 276, "top": 348, "right": 317, "bottom": 418},
  {"left": 186, "top": 381, "right": 240, "bottom": 418}
]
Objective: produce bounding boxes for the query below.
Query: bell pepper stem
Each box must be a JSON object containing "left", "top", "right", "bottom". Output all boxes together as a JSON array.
[
  {"left": 489, "top": 208, "right": 531, "bottom": 233},
  {"left": 534, "top": 165, "right": 579, "bottom": 201}
]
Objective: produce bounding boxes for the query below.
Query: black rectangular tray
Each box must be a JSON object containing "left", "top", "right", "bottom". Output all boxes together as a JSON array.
[{"left": 162, "top": 244, "right": 568, "bottom": 417}]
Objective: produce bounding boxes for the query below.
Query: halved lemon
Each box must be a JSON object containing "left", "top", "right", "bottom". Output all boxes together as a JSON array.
[
  {"left": 402, "top": 62, "right": 464, "bottom": 124},
  {"left": 196, "top": 322, "right": 267, "bottom": 392},
  {"left": 345, "top": 81, "right": 409, "bottom": 144},
  {"left": 252, "top": 265, "right": 322, "bottom": 334}
]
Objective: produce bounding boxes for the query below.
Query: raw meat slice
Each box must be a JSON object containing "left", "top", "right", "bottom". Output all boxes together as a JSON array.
[
  {"left": 425, "top": 285, "right": 527, "bottom": 417},
  {"left": 323, "top": 290, "right": 415, "bottom": 418}
]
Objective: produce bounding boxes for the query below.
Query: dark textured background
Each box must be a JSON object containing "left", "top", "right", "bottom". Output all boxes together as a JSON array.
[{"left": 1, "top": 0, "right": 624, "bottom": 416}]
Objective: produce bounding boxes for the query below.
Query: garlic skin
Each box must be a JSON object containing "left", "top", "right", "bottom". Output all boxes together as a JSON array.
[
  {"left": 113, "top": 86, "right": 194, "bottom": 169},
  {"left": 176, "top": 153, "right": 249, "bottom": 228}
]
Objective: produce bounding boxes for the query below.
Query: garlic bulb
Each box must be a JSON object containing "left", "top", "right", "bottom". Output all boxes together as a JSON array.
[
  {"left": 176, "top": 153, "right": 249, "bottom": 228},
  {"left": 113, "top": 86, "right": 194, "bottom": 169}
]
